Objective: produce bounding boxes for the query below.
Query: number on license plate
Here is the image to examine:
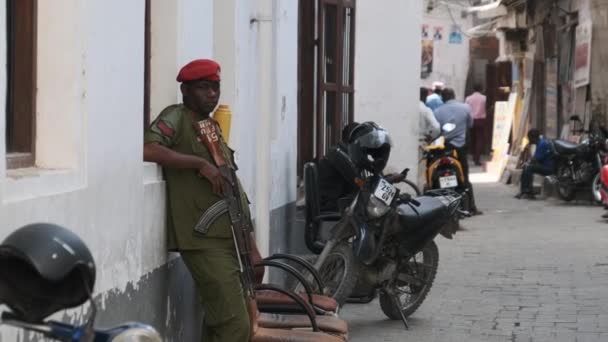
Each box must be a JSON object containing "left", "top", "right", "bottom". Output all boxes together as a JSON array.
[
  {"left": 373, "top": 179, "right": 397, "bottom": 205},
  {"left": 439, "top": 175, "right": 458, "bottom": 189}
]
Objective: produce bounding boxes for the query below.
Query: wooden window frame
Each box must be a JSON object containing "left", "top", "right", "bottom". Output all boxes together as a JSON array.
[
  {"left": 297, "top": 0, "right": 356, "bottom": 175},
  {"left": 316, "top": 0, "right": 356, "bottom": 158},
  {"left": 6, "top": 0, "right": 37, "bottom": 169}
]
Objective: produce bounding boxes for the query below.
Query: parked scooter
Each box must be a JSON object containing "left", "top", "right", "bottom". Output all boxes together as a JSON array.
[
  {"left": 600, "top": 164, "right": 608, "bottom": 219},
  {"left": 549, "top": 123, "right": 608, "bottom": 203},
  {"left": 0, "top": 223, "right": 162, "bottom": 342},
  {"left": 422, "top": 123, "right": 471, "bottom": 212},
  {"left": 313, "top": 122, "right": 464, "bottom": 329}
]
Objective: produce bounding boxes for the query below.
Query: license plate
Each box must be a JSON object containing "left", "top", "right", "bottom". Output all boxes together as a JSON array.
[
  {"left": 439, "top": 175, "right": 458, "bottom": 189},
  {"left": 373, "top": 178, "right": 397, "bottom": 205}
]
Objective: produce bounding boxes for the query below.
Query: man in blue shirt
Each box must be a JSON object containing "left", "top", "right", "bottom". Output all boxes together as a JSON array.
[
  {"left": 515, "top": 129, "right": 555, "bottom": 199},
  {"left": 434, "top": 88, "right": 482, "bottom": 215}
]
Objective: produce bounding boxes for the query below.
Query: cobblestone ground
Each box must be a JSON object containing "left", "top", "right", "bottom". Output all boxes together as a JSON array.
[{"left": 340, "top": 181, "right": 608, "bottom": 342}]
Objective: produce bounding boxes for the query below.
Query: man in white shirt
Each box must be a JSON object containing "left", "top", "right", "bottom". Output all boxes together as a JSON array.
[
  {"left": 419, "top": 87, "right": 440, "bottom": 140},
  {"left": 465, "top": 84, "right": 487, "bottom": 166},
  {"left": 418, "top": 87, "right": 440, "bottom": 189}
]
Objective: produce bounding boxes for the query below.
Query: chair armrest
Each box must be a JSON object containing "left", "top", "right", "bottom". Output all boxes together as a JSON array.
[
  {"left": 264, "top": 254, "right": 325, "bottom": 294},
  {"left": 254, "top": 284, "right": 319, "bottom": 332},
  {"left": 254, "top": 260, "right": 315, "bottom": 306}
]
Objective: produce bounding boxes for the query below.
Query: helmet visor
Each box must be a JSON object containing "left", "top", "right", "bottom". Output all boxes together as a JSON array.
[{"left": 355, "top": 129, "right": 393, "bottom": 149}]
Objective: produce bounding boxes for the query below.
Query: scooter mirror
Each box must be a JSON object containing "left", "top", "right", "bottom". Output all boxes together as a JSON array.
[{"left": 442, "top": 123, "right": 456, "bottom": 133}]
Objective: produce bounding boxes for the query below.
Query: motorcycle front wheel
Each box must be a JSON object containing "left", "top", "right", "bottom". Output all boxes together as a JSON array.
[
  {"left": 317, "top": 243, "right": 358, "bottom": 306},
  {"left": 592, "top": 172, "right": 602, "bottom": 204},
  {"left": 379, "top": 240, "right": 439, "bottom": 319},
  {"left": 556, "top": 165, "right": 576, "bottom": 202}
]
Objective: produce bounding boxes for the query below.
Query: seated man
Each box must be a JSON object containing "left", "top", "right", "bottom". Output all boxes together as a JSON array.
[{"left": 515, "top": 129, "right": 555, "bottom": 199}]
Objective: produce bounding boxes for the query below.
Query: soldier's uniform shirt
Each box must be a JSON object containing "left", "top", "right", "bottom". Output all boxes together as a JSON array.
[{"left": 144, "top": 104, "right": 251, "bottom": 250}]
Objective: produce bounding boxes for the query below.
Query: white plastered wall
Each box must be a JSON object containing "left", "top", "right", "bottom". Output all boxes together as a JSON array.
[
  {"left": 421, "top": 1, "right": 473, "bottom": 100},
  {"left": 355, "top": 0, "right": 423, "bottom": 181},
  {"left": 0, "top": 0, "right": 214, "bottom": 339}
]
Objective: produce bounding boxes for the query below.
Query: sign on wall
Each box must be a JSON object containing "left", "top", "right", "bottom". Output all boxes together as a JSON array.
[
  {"left": 433, "top": 26, "right": 443, "bottom": 41},
  {"left": 449, "top": 25, "right": 462, "bottom": 44},
  {"left": 422, "top": 24, "right": 429, "bottom": 39},
  {"left": 574, "top": 21, "right": 592, "bottom": 88}
]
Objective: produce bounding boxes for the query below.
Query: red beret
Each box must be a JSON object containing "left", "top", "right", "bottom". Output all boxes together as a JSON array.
[{"left": 176, "top": 59, "right": 221, "bottom": 82}]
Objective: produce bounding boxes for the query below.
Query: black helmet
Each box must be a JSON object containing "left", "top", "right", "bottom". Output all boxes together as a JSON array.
[
  {"left": 347, "top": 122, "right": 392, "bottom": 173},
  {"left": 0, "top": 223, "right": 96, "bottom": 323}
]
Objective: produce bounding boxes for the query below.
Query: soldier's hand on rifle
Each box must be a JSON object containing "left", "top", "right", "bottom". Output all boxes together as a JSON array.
[{"left": 198, "top": 160, "right": 228, "bottom": 196}]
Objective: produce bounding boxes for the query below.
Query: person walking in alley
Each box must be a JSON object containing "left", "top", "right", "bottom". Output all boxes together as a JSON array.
[
  {"left": 434, "top": 88, "right": 482, "bottom": 215},
  {"left": 465, "top": 84, "right": 487, "bottom": 166},
  {"left": 143, "top": 59, "right": 250, "bottom": 342},
  {"left": 420, "top": 87, "right": 441, "bottom": 140},
  {"left": 515, "top": 129, "right": 555, "bottom": 200},
  {"left": 426, "top": 81, "right": 445, "bottom": 111}
]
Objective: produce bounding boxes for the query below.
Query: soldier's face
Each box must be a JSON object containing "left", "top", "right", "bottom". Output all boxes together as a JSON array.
[{"left": 183, "top": 80, "right": 221, "bottom": 114}]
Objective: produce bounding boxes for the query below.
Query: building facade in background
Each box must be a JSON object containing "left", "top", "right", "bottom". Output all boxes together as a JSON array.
[{"left": 1, "top": 0, "right": 424, "bottom": 340}]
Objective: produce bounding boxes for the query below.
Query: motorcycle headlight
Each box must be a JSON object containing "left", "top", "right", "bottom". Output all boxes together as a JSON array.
[
  {"left": 111, "top": 326, "right": 162, "bottom": 342},
  {"left": 366, "top": 195, "right": 390, "bottom": 218}
]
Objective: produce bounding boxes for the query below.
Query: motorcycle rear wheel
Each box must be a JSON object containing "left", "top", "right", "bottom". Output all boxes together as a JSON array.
[
  {"left": 379, "top": 240, "right": 439, "bottom": 319},
  {"left": 317, "top": 243, "right": 358, "bottom": 306},
  {"left": 556, "top": 165, "right": 576, "bottom": 202}
]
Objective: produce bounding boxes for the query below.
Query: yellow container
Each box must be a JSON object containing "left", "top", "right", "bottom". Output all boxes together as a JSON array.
[{"left": 214, "top": 104, "right": 232, "bottom": 143}]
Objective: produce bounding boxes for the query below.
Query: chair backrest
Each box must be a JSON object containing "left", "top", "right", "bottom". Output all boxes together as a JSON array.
[{"left": 303, "top": 162, "right": 321, "bottom": 222}]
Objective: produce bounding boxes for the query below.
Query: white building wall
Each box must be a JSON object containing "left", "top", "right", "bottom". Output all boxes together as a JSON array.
[
  {"left": 355, "top": 0, "right": 423, "bottom": 181},
  {"left": 421, "top": 1, "right": 473, "bottom": 100},
  {"left": 0, "top": 0, "right": 297, "bottom": 339}
]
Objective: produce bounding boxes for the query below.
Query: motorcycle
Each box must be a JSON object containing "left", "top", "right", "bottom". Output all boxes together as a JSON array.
[
  {"left": 1, "top": 314, "right": 161, "bottom": 342},
  {"left": 422, "top": 123, "right": 471, "bottom": 212},
  {"left": 550, "top": 127, "right": 608, "bottom": 203},
  {"left": 601, "top": 164, "right": 608, "bottom": 218},
  {"left": 313, "top": 168, "right": 464, "bottom": 329}
]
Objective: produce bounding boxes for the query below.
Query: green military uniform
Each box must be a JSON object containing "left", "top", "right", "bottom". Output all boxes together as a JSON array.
[{"left": 144, "top": 104, "right": 251, "bottom": 342}]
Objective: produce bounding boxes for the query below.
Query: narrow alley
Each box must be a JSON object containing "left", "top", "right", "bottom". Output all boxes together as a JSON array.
[{"left": 342, "top": 180, "right": 608, "bottom": 342}]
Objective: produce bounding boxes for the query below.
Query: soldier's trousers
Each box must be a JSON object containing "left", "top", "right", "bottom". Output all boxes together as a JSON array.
[{"left": 181, "top": 238, "right": 251, "bottom": 342}]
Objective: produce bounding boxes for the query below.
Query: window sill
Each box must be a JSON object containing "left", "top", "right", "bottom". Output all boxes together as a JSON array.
[
  {"left": 3, "top": 167, "right": 85, "bottom": 203},
  {"left": 143, "top": 161, "right": 163, "bottom": 185}
]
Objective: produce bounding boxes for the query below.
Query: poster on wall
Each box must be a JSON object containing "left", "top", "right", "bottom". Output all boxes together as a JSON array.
[
  {"left": 433, "top": 26, "right": 443, "bottom": 41},
  {"left": 492, "top": 93, "right": 517, "bottom": 151},
  {"left": 449, "top": 25, "right": 462, "bottom": 44},
  {"left": 421, "top": 40, "right": 434, "bottom": 79},
  {"left": 574, "top": 21, "right": 592, "bottom": 88},
  {"left": 422, "top": 24, "right": 429, "bottom": 39}
]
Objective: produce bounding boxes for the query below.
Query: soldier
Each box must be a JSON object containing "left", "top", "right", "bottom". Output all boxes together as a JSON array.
[{"left": 143, "top": 59, "right": 250, "bottom": 342}]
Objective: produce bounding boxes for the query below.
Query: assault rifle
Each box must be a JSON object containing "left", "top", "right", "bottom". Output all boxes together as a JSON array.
[{"left": 194, "top": 118, "right": 256, "bottom": 300}]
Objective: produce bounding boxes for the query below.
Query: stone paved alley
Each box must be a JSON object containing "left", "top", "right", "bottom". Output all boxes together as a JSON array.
[{"left": 341, "top": 181, "right": 608, "bottom": 342}]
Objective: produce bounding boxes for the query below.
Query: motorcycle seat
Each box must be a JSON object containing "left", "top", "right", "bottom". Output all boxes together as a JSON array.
[
  {"left": 553, "top": 139, "right": 585, "bottom": 155},
  {"left": 397, "top": 196, "right": 449, "bottom": 230}
]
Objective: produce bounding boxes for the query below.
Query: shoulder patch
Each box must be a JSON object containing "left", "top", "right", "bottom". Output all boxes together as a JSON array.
[{"left": 157, "top": 120, "right": 175, "bottom": 138}]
